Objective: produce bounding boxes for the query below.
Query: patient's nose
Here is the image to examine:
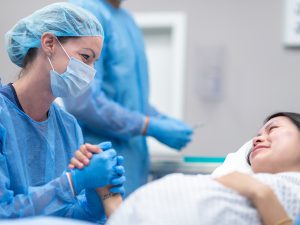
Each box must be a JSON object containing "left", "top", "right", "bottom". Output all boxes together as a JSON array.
[{"left": 253, "top": 134, "right": 265, "bottom": 146}]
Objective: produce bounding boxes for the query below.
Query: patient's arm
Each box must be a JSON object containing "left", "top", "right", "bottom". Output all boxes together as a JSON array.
[{"left": 216, "top": 172, "right": 293, "bottom": 225}]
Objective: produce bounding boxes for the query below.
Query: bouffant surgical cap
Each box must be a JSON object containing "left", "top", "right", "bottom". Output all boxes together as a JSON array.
[{"left": 5, "top": 2, "right": 104, "bottom": 67}]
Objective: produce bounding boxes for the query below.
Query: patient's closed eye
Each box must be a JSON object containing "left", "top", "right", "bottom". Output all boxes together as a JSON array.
[{"left": 268, "top": 126, "right": 278, "bottom": 132}]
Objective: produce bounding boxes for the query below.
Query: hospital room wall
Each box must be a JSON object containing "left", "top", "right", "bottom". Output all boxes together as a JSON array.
[{"left": 0, "top": 0, "right": 299, "bottom": 157}]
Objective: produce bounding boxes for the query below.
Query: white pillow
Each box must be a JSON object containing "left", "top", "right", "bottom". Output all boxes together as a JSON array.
[{"left": 211, "top": 140, "right": 253, "bottom": 177}]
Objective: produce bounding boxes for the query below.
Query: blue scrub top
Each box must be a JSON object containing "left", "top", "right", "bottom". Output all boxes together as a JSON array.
[
  {"left": 66, "top": 0, "right": 162, "bottom": 196},
  {"left": 0, "top": 85, "right": 104, "bottom": 222}
]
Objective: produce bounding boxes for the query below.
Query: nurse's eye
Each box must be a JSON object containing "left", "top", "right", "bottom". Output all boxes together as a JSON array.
[{"left": 80, "top": 54, "right": 90, "bottom": 61}]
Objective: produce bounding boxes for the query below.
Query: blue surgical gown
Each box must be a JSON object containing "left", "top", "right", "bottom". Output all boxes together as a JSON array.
[
  {"left": 65, "top": 0, "right": 161, "bottom": 196},
  {"left": 0, "top": 86, "right": 105, "bottom": 223}
]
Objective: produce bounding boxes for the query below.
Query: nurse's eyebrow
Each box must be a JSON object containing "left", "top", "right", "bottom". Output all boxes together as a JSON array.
[{"left": 82, "top": 48, "right": 96, "bottom": 58}]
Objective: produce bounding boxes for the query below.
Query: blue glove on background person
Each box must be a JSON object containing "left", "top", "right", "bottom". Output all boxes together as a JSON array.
[{"left": 147, "top": 116, "right": 193, "bottom": 150}]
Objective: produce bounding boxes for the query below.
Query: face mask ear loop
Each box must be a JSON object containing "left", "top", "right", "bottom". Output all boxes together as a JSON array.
[
  {"left": 55, "top": 37, "right": 71, "bottom": 60},
  {"left": 47, "top": 57, "right": 55, "bottom": 71}
]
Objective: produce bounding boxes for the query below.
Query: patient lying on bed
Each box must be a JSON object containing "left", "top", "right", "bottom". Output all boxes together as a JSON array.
[{"left": 107, "top": 112, "right": 300, "bottom": 225}]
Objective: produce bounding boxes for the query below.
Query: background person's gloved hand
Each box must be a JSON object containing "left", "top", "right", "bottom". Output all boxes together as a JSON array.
[
  {"left": 147, "top": 116, "right": 193, "bottom": 150},
  {"left": 70, "top": 148, "right": 118, "bottom": 195}
]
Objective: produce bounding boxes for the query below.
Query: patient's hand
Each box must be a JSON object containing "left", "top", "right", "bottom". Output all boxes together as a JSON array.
[
  {"left": 68, "top": 143, "right": 101, "bottom": 169},
  {"left": 215, "top": 172, "right": 270, "bottom": 201},
  {"left": 216, "top": 172, "right": 293, "bottom": 225}
]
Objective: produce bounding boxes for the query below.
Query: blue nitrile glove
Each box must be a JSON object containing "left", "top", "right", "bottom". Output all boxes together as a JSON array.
[
  {"left": 71, "top": 149, "right": 118, "bottom": 194},
  {"left": 98, "top": 142, "right": 126, "bottom": 196},
  {"left": 147, "top": 116, "right": 193, "bottom": 150},
  {"left": 86, "top": 188, "right": 106, "bottom": 222},
  {"left": 109, "top": 155, "right": 126, "bottom": 196},
  {"left": 98, "top": 141, "right": 112, "bottom": 151}
]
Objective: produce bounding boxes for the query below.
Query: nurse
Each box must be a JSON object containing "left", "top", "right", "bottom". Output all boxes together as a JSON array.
[
  {"left": 65, "top": 0, "right": 194, "bottom": 196},
  {"left": 0, "top": 2, "right": 125, "bottom": 223}
]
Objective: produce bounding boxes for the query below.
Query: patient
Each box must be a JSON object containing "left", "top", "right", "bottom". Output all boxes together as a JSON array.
[{"left": 71, "top": 112, "right": 300, "bottom": 225}]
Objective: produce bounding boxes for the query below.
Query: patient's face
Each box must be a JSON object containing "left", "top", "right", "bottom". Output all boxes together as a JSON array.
[{"left": 250, "top": 116, "right": 300, "bottom": 173}]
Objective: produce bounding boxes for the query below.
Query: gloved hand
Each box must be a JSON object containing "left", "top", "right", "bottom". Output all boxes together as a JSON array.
[
  {"left": 109, "top": 155, "right": 126, "bottom": 196},
  {"left": 86, "top": 188, "right": 105, "bottom": 221},
  {"left": 70, "top": 148, "right": 118, "bottom": 194},
  {"left": 98, "top": 141, "right": 112, "bottom": 151},
  {"left": 99, "top": 142, "right": 126, "bottom": 196},
  {"left": 147, "top": 116, "right": 193, "bottom": 150}
]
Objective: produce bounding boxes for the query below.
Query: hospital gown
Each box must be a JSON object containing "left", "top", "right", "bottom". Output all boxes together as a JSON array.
[
  {"left": 107, "top": 172, "right": 300, "bottom": 225},
  {"left": 0, "top": 89, "right": 104, "bottom": 223}
]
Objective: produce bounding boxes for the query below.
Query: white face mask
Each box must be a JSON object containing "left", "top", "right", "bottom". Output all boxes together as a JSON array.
[{"left": 48, "top": 38, "right": 96, "bottom": 98}]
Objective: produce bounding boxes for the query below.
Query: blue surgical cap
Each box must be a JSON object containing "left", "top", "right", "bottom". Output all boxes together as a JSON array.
[{"left": 5, "top": 2, "right": 104, "bottom": 68}]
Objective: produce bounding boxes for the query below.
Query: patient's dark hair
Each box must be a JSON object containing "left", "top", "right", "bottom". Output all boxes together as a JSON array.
[{"left": 247, "top": 112, "right": 300, "bottom": 165}]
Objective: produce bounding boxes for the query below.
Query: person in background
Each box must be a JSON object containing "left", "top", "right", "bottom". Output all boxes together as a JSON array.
[
  {"left": 0, "top": 3, "right": 125, "bottom": 223},
  {"left": 65, "top": 0, "right": 193, "bottom": 196}
]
